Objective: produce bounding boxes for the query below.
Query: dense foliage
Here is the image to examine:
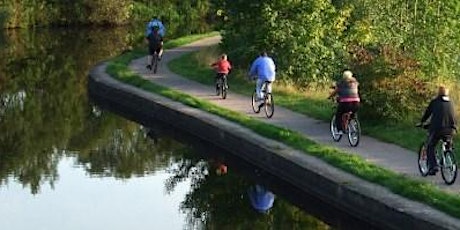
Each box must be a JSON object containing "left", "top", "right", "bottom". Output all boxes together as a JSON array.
[
  {"left": 0, "top": 0, "right": 214, "bottom": 36},
  {"left": 217, "top": 0, "right": 460, "bottom": 121},
  {"left": 2, "top": 0, "right": 460, "bottom": 120}
]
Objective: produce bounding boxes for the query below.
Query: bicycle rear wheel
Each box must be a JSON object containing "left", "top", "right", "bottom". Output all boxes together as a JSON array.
[
  {"left": 441, "top": 150, "right": 457, "bottom": 185},
  {"left": 251, "top": 90, "right": 260, "bottom": 113},
  {"left": 418, "top": 143, "right": 429, "bottom": 177},
  {"left": 264, "top": 93, "right": 274, "bottom": 118},
  {"left": 347, "top": 118, "right": 360, "bottom": 147},
  {"left": 330, "top": 115, "right": 342, "bottom": 142},
  {"left": 221, "top": 82, "right": 227, "bottom": 99}
]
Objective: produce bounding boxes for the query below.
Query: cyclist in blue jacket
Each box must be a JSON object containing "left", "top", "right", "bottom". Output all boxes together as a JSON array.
[
  {"left": 145, "top": 16, "right": 166, "bottom": 62},
  {"left": 248, "top": 51, "right": 276, "bottom": 108}
]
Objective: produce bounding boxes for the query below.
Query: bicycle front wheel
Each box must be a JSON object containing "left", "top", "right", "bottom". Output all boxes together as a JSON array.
[
  {"left": 330, "top": 115, "right": 342, "bottom": 142},
  {"left": 441, "top": 150, "right": 457, "bottom": 185},
  {"left": 251, "top": 90, "right": 260, "bottom": 113},
  {"left": 264, "top": 94, "right": 274, "bottom": 118},
  {"left": 418, "top": 143, "right": 429, "bottom": 177},
  {"left": 347, "top": 118, "right": 360, "bottom": 147}
]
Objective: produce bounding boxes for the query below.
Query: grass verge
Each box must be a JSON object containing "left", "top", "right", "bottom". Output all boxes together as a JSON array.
[{"left": 105, "top": 35, "right": 460, "bottom": 219}]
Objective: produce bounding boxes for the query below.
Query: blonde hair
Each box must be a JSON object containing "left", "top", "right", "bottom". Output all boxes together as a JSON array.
[
  {"left": 438, "top": 86, "right": 449, "bottom": 96},
  {"left": 343, "top": 70, "right": 353, "bottom": 80}
]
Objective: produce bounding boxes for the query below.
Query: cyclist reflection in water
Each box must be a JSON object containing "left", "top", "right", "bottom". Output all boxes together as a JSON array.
[{"left": 247, "top": 184, "right": 275, "bottom": 213}]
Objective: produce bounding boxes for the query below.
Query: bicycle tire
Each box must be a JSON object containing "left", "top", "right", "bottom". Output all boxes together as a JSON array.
[
  {"left": 441, "top": 150, "right": 458, "bottom": 185},
  {"left": 330, "top": 115, "right": 342, "bottom": 142},
  {"left": 264, "top": 93, "right": 274, "bottom": 118},
  {"left": 221, "top": 81, "right": 227, "bottom": 99},
  {"left": 347, "top": 117, "right": 360, "bottom": 147},
  {"left": 417, "top": 143, "right": 429, "bottom": 177},
  {"left": 251, "top": 90, "right": 260, "bottom": 113},
  {"left": 222, "top": 87, "right": 227, "bottom": 99}
]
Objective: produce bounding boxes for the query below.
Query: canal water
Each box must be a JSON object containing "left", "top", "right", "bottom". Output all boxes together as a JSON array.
[{"left": 0, "top": 28, "right": 376, "bottom": 230}]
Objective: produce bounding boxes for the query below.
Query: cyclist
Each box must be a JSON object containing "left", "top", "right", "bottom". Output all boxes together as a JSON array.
[
  {"left": 248, "top": 51, "right": 276, "bottom": 109},
  {"left": 145, "top": 16, "right": 166, "bottom": 61},
  {"left": 328, "top": 70, "right": 360, "bottom": 134},
  {"left": 211, "top": 54, "right": 232, "bottom": 90},
  {"left": 145, "top": 26, "right": 163, "bottom": 70},
  {"left": 417, "top": 86, "right": 457, "bottom": 175}
]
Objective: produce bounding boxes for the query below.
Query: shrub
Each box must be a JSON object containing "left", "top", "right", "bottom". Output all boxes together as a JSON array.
[{"left": 349, "top": 45, "right": 431, "bottom": 122}]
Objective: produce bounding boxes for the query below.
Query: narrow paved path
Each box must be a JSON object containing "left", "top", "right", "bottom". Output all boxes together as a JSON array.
[{"left": 129, "top": 36, "right": 460, "bottom": 193}]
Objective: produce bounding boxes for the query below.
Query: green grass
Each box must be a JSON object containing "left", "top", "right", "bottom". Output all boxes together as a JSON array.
[{"left": 104, "top": 35, "right": 460, "bottom": 219}]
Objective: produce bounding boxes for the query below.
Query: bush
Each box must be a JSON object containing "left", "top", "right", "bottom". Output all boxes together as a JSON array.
[{"left": 349, "top": 45, "right": 431, "bottom": 122}]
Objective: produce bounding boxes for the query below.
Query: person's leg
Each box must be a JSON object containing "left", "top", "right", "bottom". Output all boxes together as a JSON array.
[
  {"left": 158, "top": 41, "right": 164, "bottom": 60},
  {"left": 256, "top": 79, "right": 264, "bottom": 101},
  {"left": 223, "top": 74, "right": 228, "bottom": 89},
  {"left": 146, "top": 46, "right": 154, "bottom": 69},
  {"left": 426, "top": 132, "right": 441, "bottom": 174},
  {"left": 215, "top": 74, "right": 220, "bottom": 90},
  {"left": 265, "top": 81, "right": 273, "bottom": 94},
  {"left": 335, "top": 103, "right": 346, "bottom": 132}
]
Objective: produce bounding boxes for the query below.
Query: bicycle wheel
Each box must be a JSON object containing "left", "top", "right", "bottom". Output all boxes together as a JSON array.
[
  {"left": 441, "top": 150, "right": 457, "bottom": 185},
  {"left": 221, "top": 82, "right": 227, "bottom": 99},
  {"left": 417, "top": 143, "right": 429, "bottom": 177},
  {"left": 347, "top": 117, "right": 360, "bottom": 147},
  {"left": 251, "top": 90, "right": 260, "bottom": 113},
  {"left": 264, "top": 93, "right": 274, "bottom": 118},
  {"left": 330, "top": 115, "right": 342, "bottom": 142}
]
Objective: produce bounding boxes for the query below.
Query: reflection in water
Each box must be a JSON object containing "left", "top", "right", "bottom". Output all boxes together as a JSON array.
[
  {"left": 0, "top": 26, "right": 139, "bottom": 194},
  {"left": 248, "top": 184, "right": 275, "bottom": 214}
]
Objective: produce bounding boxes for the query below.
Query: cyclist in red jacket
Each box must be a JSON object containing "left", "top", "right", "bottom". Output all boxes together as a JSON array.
[{"left": 211, "top": 54, "right": 232, "bottom": 90}]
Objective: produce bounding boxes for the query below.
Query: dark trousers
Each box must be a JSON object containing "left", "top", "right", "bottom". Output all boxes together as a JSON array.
[
  {"left": 426, "top": 129, "right": 454, "bottom": 169},
  {"left": 335, "top": 102, "right": 359, "bottom": 131}
]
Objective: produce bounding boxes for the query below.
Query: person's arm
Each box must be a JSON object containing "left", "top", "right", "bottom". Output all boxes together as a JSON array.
[
  {"left": 248, "top": 59, "right": 258, "bottom": 77},
  {"left": 328, "top": 87, "right": 338, "bottom": 99},
  {"left": 420, "top": 100, "right": 434, "bottom": 123},
  {"left": 226, "top": 61, "right": 232, "bottom": 72}
]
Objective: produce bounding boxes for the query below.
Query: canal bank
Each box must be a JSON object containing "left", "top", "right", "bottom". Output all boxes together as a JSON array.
[{"left": 88, "top": 59, "right": 460, "bottom": 229}]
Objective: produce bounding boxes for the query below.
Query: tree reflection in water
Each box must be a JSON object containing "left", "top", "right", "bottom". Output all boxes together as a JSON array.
[{"left": 0, "top": 26, "right": 139, "bottom": 194}]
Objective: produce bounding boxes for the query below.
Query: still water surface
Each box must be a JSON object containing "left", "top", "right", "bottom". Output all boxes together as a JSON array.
[{"left": 0, "top": 27, "right": 378, "bottom": 230}]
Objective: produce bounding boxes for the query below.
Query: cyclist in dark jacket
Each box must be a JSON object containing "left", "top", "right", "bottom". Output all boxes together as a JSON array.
[{"left": 418, "top": 86, "right": 457, "bottom": 175}]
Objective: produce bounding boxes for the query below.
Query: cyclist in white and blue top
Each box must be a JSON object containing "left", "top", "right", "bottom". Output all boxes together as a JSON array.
[{"left": 249, "top": 51, "right": 276, "bottom": 102}]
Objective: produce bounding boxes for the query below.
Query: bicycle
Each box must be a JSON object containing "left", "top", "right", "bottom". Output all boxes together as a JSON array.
[
  {"left": 215, "top": 73, "right": 228, "bottom": 99},
  {"left": 329, "top": 99, "right": 361, "bottom": 147},
  {"left": 417, "top": 124, "right": 457, "bottom": 185},
  {"left": 251, "top": 80, "right": 274, "bottom": 118}
]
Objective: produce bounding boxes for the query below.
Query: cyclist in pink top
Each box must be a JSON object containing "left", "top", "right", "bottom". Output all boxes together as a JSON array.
[{"left": 329, "top": 70, "right": 360, "bottom": 134}]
